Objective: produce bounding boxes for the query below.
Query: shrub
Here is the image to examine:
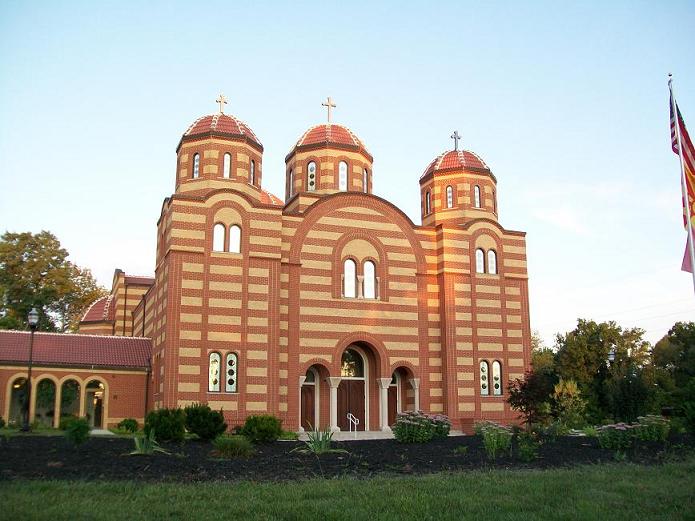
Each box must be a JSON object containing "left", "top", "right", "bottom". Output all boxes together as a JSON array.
[
  {"left": 633, "top": 415, "right": 670, "bottom": 441},
  {"left": 279, "top": 430, "right": 299, "bottom": 441},
  {"left": 292, "top": 427, "right": 348, "bottom": 455},
  {"left": 476, "top": 421, "right": 513, "bottom": 460},
  {"left": 64, "top": 418, "right": 90, "bottom": 446},
  {"left": 213, "top": 435, "right": 255, "bottom": 458},
  {"left": 553, "top": 379, "right": 587, "bottom": 429},
  {"left": 430, "top": 414, "right": 452, "bottom": 439},
  {"left": 117, "top": 418, "right": 138, "bottom": 433},
  {"left": 59, "top": 415, "right": 78, "bottom": 430},
  {"left": 0, "top": 417, "right": 5, "bottom": 429},
  {"left": 239, "top": 415, "right": 282, "bottom": 443},
  {"left": 144, "top": 408, "right": 185, "bottom": 443},
  {"left": 184, "top": 403, "right": 227, "bottom": 441},
  {"left": 597, "top": 423, "right": 634, "bottom": 451},
  {"left": 515, "top": 431, "right": 541, "bottom": 462},
  {"left": 682, "top": 402, "right": 695, "bottom": 433},
  {"left": 130, "top": 429, "right": 170, "bottom": 456},
  {"left": 582, "top": 425, "right": 599, "bottom": 437},
  {"left": 453, "top": 445, "right": 468, "bottom": 455},
  {"left": 393, "top": 411, "right": 434, "bottom": 443}
]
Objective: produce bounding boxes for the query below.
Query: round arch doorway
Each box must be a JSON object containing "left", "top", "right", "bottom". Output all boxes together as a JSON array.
[{"left": 337, "top": 347, "right": 367, "bottom": 431}]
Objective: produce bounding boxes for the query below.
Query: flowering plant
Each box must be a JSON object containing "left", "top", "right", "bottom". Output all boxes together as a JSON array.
[{"left": 393, "top": 411, "right": 451, "bottom": 443}]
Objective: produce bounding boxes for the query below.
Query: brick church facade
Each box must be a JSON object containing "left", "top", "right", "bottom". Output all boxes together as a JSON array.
[{"left": 1, "top": 100, "right": 531, "bottom": 432}]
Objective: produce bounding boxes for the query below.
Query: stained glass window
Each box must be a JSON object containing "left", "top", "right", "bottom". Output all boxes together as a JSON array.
[
  {"left": 480, "top": 360, "right": 489, "bottom": 395},
  {"left": 225, "top": 353, "right": 238, "bottom": 393},
  {"left": 209, "top": 352, "right": 221, "bottom": 392},
  {"left": 341, "top": 349, "right": 364, "bottom": 377}
]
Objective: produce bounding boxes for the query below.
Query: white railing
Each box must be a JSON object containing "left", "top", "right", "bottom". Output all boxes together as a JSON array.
[{"left": 347, "top": 412, "right": 359, "bottom": 438}]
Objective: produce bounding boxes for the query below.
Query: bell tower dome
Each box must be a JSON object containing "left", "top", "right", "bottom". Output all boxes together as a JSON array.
[
  {"left": 284, "top": 97, "right": 373, "bottom": 204},
  {"left": 419, "top": 131, "right": 498, "bottom": 227}
]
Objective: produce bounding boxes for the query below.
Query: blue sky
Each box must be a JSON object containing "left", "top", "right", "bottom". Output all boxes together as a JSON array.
[{"left": 1, "top": 1, "right": 694, "bottom": 346}]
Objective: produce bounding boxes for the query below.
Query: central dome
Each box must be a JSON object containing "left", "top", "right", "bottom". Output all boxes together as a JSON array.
[
  {"left": 421, "top": 150, "right": 489, "bottom": 180},
  {"left": 179, "top": 113, "right": 262, "bottom": 150},
  {"left": 295, "top": 123, "right": 367, "bottom": 149}
]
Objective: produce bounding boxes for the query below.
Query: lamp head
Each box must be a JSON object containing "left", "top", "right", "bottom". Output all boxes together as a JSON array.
[{"left": 27, "top": 308, "right": 39, "bottom": 328}]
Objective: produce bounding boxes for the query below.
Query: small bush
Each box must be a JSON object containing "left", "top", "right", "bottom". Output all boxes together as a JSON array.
[
  {"left": 393, "top": 411, "right": 451, "bottom": 443},
  {"left": 293, "top": 427, "right": 348, "bottom": 456},
  {"left": 145, "top": 408, "right": 186, "bottom": 443},
  {"left": 633, "top": 415, "right": 670, "bottom": 441},
  {"left": 454, "top": 445, "right": 468, "bottom": 455},
  {"left": 279, "top": 430, "right": 299, "bottom": 441},
  {"left": 0, "top": 417, "right": 5, "bottom": 429},
  {"left": 430, "top": 414, "right": 452, "bottom": 439},
  {"left": 130, "top": 429, "right": 170, "bottom": 456},
  {"left": 582, "top": 425, "right": 599, "bottom": 437},
  {"left": 515, "top": 431, "right": 541, "bottom": 462},
  {"left": 64, "top": 418, "right": 90, "bottom": 446},
  {"left": 213, "top": 435, "right": 255, "bottom": 458},
  {"left": 239, "top": 415, "right": 282, "bottom": 443},
  {"left": 597, "top": 423, "right": 634, "bottom": 451},
  {"left": 117, "top": 418, "right": 138, "bottom": 433},
  {"left": 476, "top": 421, "right": 513, "bottom": 460},
  {"left": 184, "top": 403, "right": 227, "bottom": 441}
]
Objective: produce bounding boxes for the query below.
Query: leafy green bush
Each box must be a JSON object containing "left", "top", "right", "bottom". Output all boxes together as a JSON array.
[
  {"left": 515, "top": 431, "right": 541, "bottom": 462},
  {"left": 597, "top": 423, "right": 634, "bottom": 450},
  {"left": 475, "top": 421, "right": 513, "bottom": 460},
  {"left": 64, "top": 418, "right": 90, "bottom": 446},
  {"left": 393, "top": 411, "right": 451, "bottom": 443},
  {"left": 293, "top": 427, "right": 348, "bottom": 455},
  {"left": 582, "top": 425, "right": 599, "bottom": 437},
  {"left": 213, "top": 435, "right": 255, "bottom": 458},
  {"left": 0, "top": 417, "right": 5, "bottom": 429},
  {"left": 453, "top": 445, "right": 468, "bottom": 455},
  {"left": 144, "top": 408, "right": 185, "bottom": 443},
  {"left": 239, "top": 415, "right": 282, "bottom": 443},
  {"left": 430, "top": 414, "right": 452, "bottom": 439},
  {"left": 633, "top": 415, "right": 670, "bottom": 441},
  {"left": 279, "top": 430, "right": 299, "bottom": 441},
  {"left": 117, "top": 418, "right": 138, "bottom": 433},
  {"left": 184, "top": 403, "right": 227, "bottom": 441},
  {"left": 59, "top": 415, "right": 78, "bottom": 430},
  {"left": 682, "top": 402, "right": 695, "bottom": 433},
  {"left": 130, "top": 429, "right": 170, "bottom": 456}
]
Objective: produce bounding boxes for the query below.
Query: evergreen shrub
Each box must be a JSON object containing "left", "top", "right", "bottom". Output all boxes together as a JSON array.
[
  {"left": 64, "top": 418, "right": 90, "bottom": 446},
  {"left": 239, "top": 415, "right": 282, "bottom": 443},
  {"left": 117, "top": 418, "right": 138, "bottom": 433},
  {"left": 144, "top": 408, "right": 186, "bottom": 443},
  {"left": 213, "top": 435, "right": 255, "bottom": 458},
  {"left": 184, "top": 403, "right": 227, "bottom": 441}
]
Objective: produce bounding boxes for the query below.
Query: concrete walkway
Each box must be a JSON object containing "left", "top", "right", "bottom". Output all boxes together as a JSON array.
[
  {"left": 90, "top": 428, "right": 116, "bottom": 436},
  {"left": 298, "top": 429, "right": 466, "bottom": 442}
]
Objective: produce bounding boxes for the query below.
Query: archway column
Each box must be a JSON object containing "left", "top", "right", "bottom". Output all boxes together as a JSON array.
[
  {"left": 377, "top": 378, "right": 391, "bottom": 431},
  {"left": 53, "top": 381, "right": 61, "bottom": 428},
  {"left": 326, "top": 377, "right": 342, "bottom": 432},
  {"left": 28, "top": 376, "right": 37, "bottom": 424},
  {"left": 297, "top": 375, "right": 307, "bottom": 433},
  {"left": 409, "top": 378, "right": 421, "bottom": 411}
]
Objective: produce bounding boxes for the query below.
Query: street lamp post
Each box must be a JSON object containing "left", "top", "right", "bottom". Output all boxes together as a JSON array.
[{"left": 21, "top": 308, "right": 39, "bottom": 432}]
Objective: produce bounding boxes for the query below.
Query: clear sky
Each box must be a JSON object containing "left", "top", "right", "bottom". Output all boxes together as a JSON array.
[{"left": 1, "top": 1, "right": 694, "bottom": 347}]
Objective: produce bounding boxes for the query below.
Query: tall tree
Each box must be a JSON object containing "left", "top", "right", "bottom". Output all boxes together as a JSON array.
[{"left": 0, "top": 231, "right": 107, "bottom": 331}]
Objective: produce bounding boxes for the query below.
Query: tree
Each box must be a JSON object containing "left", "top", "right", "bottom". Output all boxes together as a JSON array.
[
  {"left": 553, "top": 379, "right": 586, "bottom": 429},
  {"left": 653, "top": 322, "right": 695, "bottom": 389},
  {"left": 507, "top": 368, "right": 558, "bottom": 425},
  {"left": 0, "top": 231, "right": 107, "bottom": 331},
  {"left": 531, "top": 330, "right": 556, "bottom": 373}
]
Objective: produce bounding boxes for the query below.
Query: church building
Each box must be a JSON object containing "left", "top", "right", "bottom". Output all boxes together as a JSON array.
[{"left": 0, "top": 97, "right": 531, "bottom": 433}]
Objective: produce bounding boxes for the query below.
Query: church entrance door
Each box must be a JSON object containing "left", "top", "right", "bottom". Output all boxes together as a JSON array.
[{"left": 337, "top": 380, "right": 365, "bottom": 431}]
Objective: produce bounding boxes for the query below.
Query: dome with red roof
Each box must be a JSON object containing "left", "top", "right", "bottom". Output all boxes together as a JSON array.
[
  {"left": 259, "top": 188, "right": 283, "bottom": 206},
  {"left": 180, "top": 113, "right": 262, "bottom": 150},
  {"left": 421, "top": 150, "right": 490, "bottom": 180},
  {"left": 81, "top": 295, "right": 115, "bottom": 323},
  {"left": 287, "top": 123, "right": 372, "bottom": 161}
]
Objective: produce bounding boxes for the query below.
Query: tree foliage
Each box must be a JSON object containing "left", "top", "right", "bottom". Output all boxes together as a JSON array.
[
  {"left": 507, "top": 369, "right": 558, "bottom": 425},
  {"left": 0, "top": 231, "right": 106, "bottom": 332}
]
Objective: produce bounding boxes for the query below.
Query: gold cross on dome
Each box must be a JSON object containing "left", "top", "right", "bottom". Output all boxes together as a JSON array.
[
  {"left": 322, "top": 96, "right": 336, "bottom": 123},
  {"left": 216, "top": 94, "right": 228, "bottom": 114},
  {"left": 451, "top": 130, "right": 461, "bottom": 151}
]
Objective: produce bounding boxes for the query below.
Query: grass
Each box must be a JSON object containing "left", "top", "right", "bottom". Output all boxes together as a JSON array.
[{"left": 1, "top": 458, "right": 694, "bottom": 520}]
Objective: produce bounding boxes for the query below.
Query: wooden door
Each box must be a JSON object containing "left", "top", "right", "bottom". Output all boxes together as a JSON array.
[
  {"left": 337, "top": 380, "right": 365, "bottom": 431},
  {"left": 300, "top": 385, "right": 315, "bottom": 431},
  {"left": 387, "top": 386, "right": 398, "bottom": 426}
]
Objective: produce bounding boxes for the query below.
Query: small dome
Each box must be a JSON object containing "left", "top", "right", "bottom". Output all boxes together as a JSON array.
[
  {"left": 421, "top": 150, "right": 490, "bottom": 180},
  {"left": 81, "top": 295, "right": 115, "bottom": 323},
  {"left": 182, "top": 113, "right": 262, "bottom": 149},
  {"left": 288, "top": 123, "right": 372, "bottom": 161},
  {"left": 259, "top": 188, "right": 283, "bottom": 206}
]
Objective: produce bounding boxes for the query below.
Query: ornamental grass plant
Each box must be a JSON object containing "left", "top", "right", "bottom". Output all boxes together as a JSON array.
[{"left": 213, "top": 435, "right": 255, "bottom": 458}]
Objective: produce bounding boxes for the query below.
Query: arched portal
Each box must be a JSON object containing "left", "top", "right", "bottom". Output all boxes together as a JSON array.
[
  {"left": 300, "top": 365, "right": 325, "bottom": 431},
  {"left": 35, "top": 379, "right": 57, "bottom": 428},
  {"left": 8, "top": 377, "right": 27, "bottom": 426},
  {"left": 387, "top": 366, "right": 415, "bottom": 426},
  {"left": 59, "top": 379, "right": 80, "bottom": 425},
  {"left": 337, "top": 346, "right": 368, "bottom": 431},
  {"left": 85, "top": 380, "right": 105, "bottom": 428}
]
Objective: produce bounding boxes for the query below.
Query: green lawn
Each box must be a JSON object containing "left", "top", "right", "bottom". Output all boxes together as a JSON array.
[{"left": 1, "top": 458, "right": 694, "bottom": 520}]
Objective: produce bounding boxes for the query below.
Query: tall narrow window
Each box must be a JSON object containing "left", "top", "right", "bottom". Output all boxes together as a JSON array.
[
  {"left": 487, "top": 250, "right": 497, "bottom": 274},
  {"left": 213, "top": 223, "right": 226, "bottom": 252},
  {"left": 229, "top": 225, "right": 241, "bottom": 253},
  {"left": 339, "top": 161, "right": 348, "bottom": 191},
  {"left": 476, "top": 248, "right": 485, "bottom": 273},
  {"left": 223, "top": 153, "right": 231, "bottom": 178},
  {"left": 225, "top": 353, "right": 238, "bottom": 393},
  {"left": 363, "top": 169, "right": 368, "bottom": 193},
  {"left": 343, "top": 259, "right": 356, "bottom": 298},
  {"left": 289, "top": 169, "right": 294, "bottom": 196},
  {"left": 307, "top": 162, "right": 316, "bottom": 191},
  {"left": 425, "top": 191, "right": 431, "bottom": 214},
  {"left": 493, "top": 190, "right": 497, "bottom": 213},
  {"left": 193, "top": 153, "right": 200, "bottom": 179},
  {"left": 480, "top": 360, "right": 489, "bottom": 396},
  {"left": 250, "top": 160, "right": 256, "bottom": 185},
  {"left": 492, "top": 361, "right": 502, "bottom": 396},
  {"left": 209, "top": 352, "right": 221, "bottom": 392},
  {"left": 474, "top": 185, "right": 481, "bottom": 208},
  {"left": 363, "top": 260, "right": 376, "bottom": 299},
  {"left": 446, "top": 185, "right": 454, "bottom": 208}
]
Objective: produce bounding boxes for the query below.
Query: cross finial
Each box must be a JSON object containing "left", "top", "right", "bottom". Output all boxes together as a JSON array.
[
  {"left": 216, "top": 94, "right": 228, "bottom": 114},
  {"left": 451, "top": 130, "right": 461, "bottom": 151},
  {"left": 322, "top": 96, "right": 336, "bottom": 123}
]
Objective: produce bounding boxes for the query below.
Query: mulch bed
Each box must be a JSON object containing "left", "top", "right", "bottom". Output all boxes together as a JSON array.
[{"left": 0, "top": 433, "right": 692, "bottom": 483}]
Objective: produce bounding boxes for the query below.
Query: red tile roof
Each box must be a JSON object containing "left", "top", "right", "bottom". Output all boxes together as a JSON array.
[
  {"left": 124, "top": 275, "right": 155, "bottom": 286},
  {"left": 259, "top": 189, "right": 283, "bottom": 206},
  {"left": 183, "top": 113, "right": 262, "bottom": 148},
  {"left": 421, "top": 150, "right": 490, "bottom": 180},
  {"left": 0, "top": 331, "right": 151, "bottom": 370},
  {"left": 81, "top": 295, "right": 115, "bottom": 323}
]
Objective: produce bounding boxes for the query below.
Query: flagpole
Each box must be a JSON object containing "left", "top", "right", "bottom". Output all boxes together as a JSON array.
[{"left": 669, "top": 73, "right": 695, "bottom": 293}]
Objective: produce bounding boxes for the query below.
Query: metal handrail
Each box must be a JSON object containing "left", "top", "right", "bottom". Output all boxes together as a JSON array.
[{"left": 347, "top": 412, "right": 359, "bottom": 438}]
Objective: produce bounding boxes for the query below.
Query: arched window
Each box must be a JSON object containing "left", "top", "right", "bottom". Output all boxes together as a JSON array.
[
  {"left": 487, "top": 250, "right": 497, "bottom": 274},
  {"left": 209, "top": 352, "right": 221, "bottom": 392},
  {"left": 492, "top": 361, "right": 502, "bottom": 396},
  {"left": 475, "top": 249, "right": 485, "bottom": 274},
  {"left": 363, "top": 260, "right": 376, "bottom": 299},
  {"left": 425, "top": 191, "right": 431, "bottom": 214},
  {"left": 343, "top": 259, "right": 356, "bottom": 298},
  {"left": 446, "top": 185, "right": 454, "bottom": 208},
  {"left": 225, "top": 352, "right": 238, "bottom": 393},
  {"left": 250, "top": 160, "right": 256, "bottom": 185},
  {"left": 363, "top": 169, "right": 368, "bottom": 193},
  {"left": 289, "top": 169, "right": 294, "bottom": 196},
  {"left": 341, "top": 349, "right": 364, "bottom": 377},
  {"left": 213, "top": 223, "right": 226, "bottom": 252},
  {"left": 480, "top": 360, "right": 489, "bottom": 396},
  {"left": 192, "top": 153, "right": 200, "bottom": 179},
  {"left": 307, "top": 162, "right": 316, "bottom": 191},
  {"left": 493, "top": 190, "right": 497, "bottom": 213},
  {"left": 229, "top": 225, "right": 241, "bottom": 254},
  {"left": 338, "top": 161, "right": 348, "bottom": 191},
  {"left": 474, "top": 185, "right": 481, "bottom": 208},
  {"left": 223, "top": 153, "right": 231, "bottom": 178}
]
